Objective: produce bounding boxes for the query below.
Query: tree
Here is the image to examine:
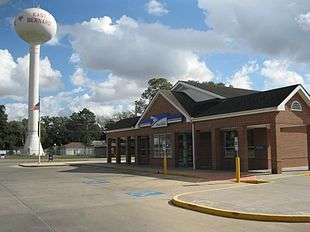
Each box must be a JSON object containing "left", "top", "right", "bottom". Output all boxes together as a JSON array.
[
  {"left": 112, "top": 111, "right": 135, "bottom": 121},
  {"left": 135, "top": 77, "right": 172, "bottom": 115},
  {"left": 186, "top": 80, "right": 229, "bottom": 88},
  {"left": 41, "top": 116, "right": 69, "bottom": 149},
  {"left": 5, "top": 120, "right": 26, "bottom": 150},
  {"left": 97, "top": 111, "right": 135, "bottom": 131},
  {"left": 0, "top": 105, "right": 8, "bottom": 149},
  {"left": 67, "top": 108, "right": 101, "bottom": 145}
]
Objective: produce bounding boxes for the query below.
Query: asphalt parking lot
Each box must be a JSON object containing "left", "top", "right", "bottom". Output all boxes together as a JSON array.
[{"left": 0, "top": 160, "right": 309, "bottom": 232}]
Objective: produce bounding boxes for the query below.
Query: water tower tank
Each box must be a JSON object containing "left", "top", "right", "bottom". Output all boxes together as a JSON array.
[{"left": 14, "top": 7, "right": 57, "bottom": 45}]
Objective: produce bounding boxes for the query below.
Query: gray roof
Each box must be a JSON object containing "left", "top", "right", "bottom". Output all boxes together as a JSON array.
[
  {"left": 107, "top": 83, "right": 306, "bottom": 130},
  {"left": 180, "top": 81, "right": 259, "bottom": 98}
]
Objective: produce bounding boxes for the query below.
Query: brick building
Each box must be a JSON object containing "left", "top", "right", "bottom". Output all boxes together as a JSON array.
[{"left": 106, "top": 81, "right": 310, "bottom": 174}]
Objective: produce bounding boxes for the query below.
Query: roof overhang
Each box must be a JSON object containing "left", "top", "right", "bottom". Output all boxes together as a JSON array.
[
  {"left": 192, "top": 107, "right": 279, "bottom": 122},
  {"left": 106, "top": 127, "right": 138, "bottom": 134}
]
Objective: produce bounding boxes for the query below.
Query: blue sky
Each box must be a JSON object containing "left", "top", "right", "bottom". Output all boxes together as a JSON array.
[{"left": 0, "top": 0, "right": 310, "bottom": 120}]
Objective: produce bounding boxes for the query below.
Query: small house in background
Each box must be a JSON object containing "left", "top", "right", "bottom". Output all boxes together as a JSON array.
[
  {"left": 91, "top": 140, "right": 107, "bottom": 157},
  {"left": 59, "top": 142, "right": 94, "bottom": 156}
]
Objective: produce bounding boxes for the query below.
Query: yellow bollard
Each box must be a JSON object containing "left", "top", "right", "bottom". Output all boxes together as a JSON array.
[
  {"left": 163, "top": 154, "right": 168, "bottom": 175},
  {"left": 235, "top": 156, "right": 240, "bottom": 183}
]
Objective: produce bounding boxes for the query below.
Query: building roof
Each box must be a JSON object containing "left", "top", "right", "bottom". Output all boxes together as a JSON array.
[
  {"left": 91, "top": 140, "right": 106, "bottom": 147},
  {"left": 107, "top": 116, "right": 140, "bottom": 130},
  {"left": 62, "top": 142, "right": 86, "bottom": 149},
  {"left": 107, "top": 83, "right": 307, "bottom": 131},
  {"left": 179, "top": 81, "right": 259, "bottom": 98},
  {"left": 193, "top": 84, "right": 300, "bottom": 118}
]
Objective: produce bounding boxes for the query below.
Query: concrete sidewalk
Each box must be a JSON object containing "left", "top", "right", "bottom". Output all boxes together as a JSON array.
[{"left": 173, "top": 175, "right": 310, "bottom": 222}]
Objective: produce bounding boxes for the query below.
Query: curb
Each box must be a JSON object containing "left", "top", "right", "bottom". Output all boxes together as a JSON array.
[
  {"left": 171, "top": 192, "right": 310, "bottom": 223},
  {"left": 19, "top": 162, "right": 68, "bottom": 167},
  {"left": 18, "top": 160, "right": 107, "bottom": 167}
]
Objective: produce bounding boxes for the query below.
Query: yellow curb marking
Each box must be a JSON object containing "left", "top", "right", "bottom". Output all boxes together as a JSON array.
[{"left": 172, "top": 181, "right": 310, "bottom": 223}]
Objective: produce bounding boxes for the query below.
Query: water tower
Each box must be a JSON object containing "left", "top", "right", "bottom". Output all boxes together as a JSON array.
[{"left": 14, "top": 8, "right": 57, "bottom": 156}]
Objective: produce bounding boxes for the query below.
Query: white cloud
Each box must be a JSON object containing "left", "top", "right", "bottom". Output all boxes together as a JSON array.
[
  {"left": 296, "top": 12, "right": 310, "bottom": 30},
  {"left": 228, "top": 61, "right": 258, "bottom": 89},
  {"left": 261, "top": 59, "right": 305, "bottom": 89},
  {"left": 146, "top": 0, "right": 169, "bottom": 16},
  {"left": 60, "top": 16, "right": 223, "bottom": 86},
  {"left": 4, "top": 103, "right": 27, "bottom": 121},
  {"left": 0, "top": 49, "right": 62, "bottom": 100},
  {"left": 198, "top": 0, "right": 310, "bottom": 63},
  {"left": 5, "top": 87, "right": 130, "bottom": 121},
  {"left": 71, "top": 67, "right": 88, "bottom": 86}
]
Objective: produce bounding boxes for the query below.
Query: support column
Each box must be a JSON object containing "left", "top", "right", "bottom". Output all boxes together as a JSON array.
[
  {"left": 211, "top": 128, "right": 220, "bottom": 170},
  {"left": 194, "top": 131, "right": 200, "bottom": 169},
  {"left": 107, "top": 138, "right": 112, "bottom": 163},
  {"left": 238, "top": 126, "right": 248, "bottom": 172},
  {"left": 270, "top": 123, "right": 282, "bottom": 174},
  {"left": 267, "top": 126, "right": 272, "bottom": 170},
  {"left": 135, "top": 136, "right": 139, "bottom": 165},
  {"left": 191, "top": 123, "right": 196, "bottom": 170},
  {"left": 126, "top": 137, "right": 131, "bottom": 164},
  {"left": 116, "top": 137, "right": 121, "bottom": 164}
]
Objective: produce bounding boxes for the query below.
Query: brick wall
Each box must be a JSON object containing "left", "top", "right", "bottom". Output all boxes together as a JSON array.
[
  {"left": 276, "top": 92, "right": 310, "bottom": 168},
  {"left": 143, "top": 94, "right": 180, "bottom": 119},
  {"left": 107, "top": 91, "right": 309, "bottom": 170}
]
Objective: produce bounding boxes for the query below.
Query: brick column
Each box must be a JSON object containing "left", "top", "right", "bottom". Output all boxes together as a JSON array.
[
  {"left": 107, "top": 138, "right": 112, "bottom": 163},
  {"left": 237, "top": 126, "right": 248, "bottom": 172},
  {"left": 266, "top": 126, "right": 272, "bottom": 170},
  {"left": 116, "top": 137, "right": 121, "bottom": 164},
  {"left": 270, "top": 123, "right": 282, "bottom": 174},
  {"left": 126, "top": 137, "right": 131, "bottom": 164},
  {"left": 194, "top": 131, "right": 200, "bottom": 169},
  {"left": 211, "top": 128, "right": 220, "bottom": 170}
]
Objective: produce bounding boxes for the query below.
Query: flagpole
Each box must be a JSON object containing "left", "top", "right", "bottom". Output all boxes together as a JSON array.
[{"left": 38, "top": 97, "right": 41, "bottom": 164}]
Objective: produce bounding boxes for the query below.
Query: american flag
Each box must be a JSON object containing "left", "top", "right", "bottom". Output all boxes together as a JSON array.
[{"left": 31, "top": 102, "right": 40, "bottom": 111}]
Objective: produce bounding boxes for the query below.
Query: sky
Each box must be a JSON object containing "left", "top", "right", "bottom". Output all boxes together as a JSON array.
[{"left": 0, "top": 0, "right": 310, "bottom": 121}]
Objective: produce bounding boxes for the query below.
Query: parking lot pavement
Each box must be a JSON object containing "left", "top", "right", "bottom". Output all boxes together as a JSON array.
[{"left": 0, "top": 161, "right": 309, "bottom": 232}]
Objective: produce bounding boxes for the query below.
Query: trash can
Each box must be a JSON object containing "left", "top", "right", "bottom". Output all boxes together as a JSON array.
[{"left": 48, "top": 153, "right": 54, "bottom": 161}]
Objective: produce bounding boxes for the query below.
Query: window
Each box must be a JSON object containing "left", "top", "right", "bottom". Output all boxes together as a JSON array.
[
  {"left": 224, "top": 131, "right": 237, "bottom": 158},
  {"left": 153, "top": 134, "right": 172, "bottom": 158},
  {"left": 291, "top": 100, "right": 302, "bottom": 112}
]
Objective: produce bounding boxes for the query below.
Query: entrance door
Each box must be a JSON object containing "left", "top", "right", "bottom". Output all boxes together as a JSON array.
[
  {"left": 177, "top": 133, "right": 193, "bottom": 167},
  {"left": 138, "top": 136, "right": 150, "bottom": 165},
  {"left": 197, "top": 132, "right": 212, "bottom": 169}
]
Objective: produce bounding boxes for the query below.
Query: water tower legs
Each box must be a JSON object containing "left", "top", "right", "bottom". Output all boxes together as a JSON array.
[{"left": 24, "top": 45, "right": 44, "bottom": 156}]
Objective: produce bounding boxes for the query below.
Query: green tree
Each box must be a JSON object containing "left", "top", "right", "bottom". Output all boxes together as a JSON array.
[
  {"left": 135, "top": 77, "right": 172, "bottom": 115},
  {"left": 186, "top": 80, "right": 229, "bottom": 88},
  {"left": 41, "top": 116, "right": 69, "bottom": 149},
  {"left": 6, "top": 120, "right": 26, "bottom": 150},
  {"left": 100, "top": 111, "right": 136, "bottom": 131},
  {"left": 0, "top": 105, "right": 8, "bottom": 149},
  {"left": 67, "top": 108, "right": 101, "bottom": 145}
]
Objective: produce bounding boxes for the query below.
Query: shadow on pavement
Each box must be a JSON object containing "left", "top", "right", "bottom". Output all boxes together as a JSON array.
[{"left": 59, "top": 163, "right": 255, "bottom": 183}]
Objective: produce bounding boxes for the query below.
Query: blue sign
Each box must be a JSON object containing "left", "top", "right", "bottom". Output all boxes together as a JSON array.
[{"left": 140, "top": 113, "right": 182, "bottom": 128}]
